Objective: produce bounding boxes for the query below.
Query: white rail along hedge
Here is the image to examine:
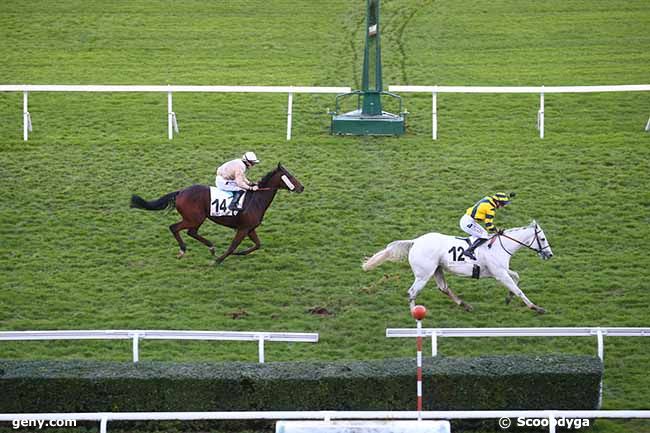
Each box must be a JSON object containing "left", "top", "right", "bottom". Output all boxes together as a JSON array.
[{"left": 0, "top": 329, "right": 319, "bottom": 363}]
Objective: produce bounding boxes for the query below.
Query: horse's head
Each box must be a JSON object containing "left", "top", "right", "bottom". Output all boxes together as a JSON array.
[
  {"left": 531, "top": 220, "right": 553, "bottom": 260},
  {"left": 259, "top": 163, "right": 304, "bottom": 193},
  {"left": 277, "top": 163, "right": 304, "bottom": 193}
]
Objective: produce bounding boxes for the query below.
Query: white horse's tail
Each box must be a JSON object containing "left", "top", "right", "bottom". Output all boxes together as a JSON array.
[{"left": 362, "top": 240, "right": 415, "bottom": 271}]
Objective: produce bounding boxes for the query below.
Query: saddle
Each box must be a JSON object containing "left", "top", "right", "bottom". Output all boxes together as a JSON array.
[
  {"left": 454, "top": 236, "right": 498, "bottom": 279},
  {"left": 209, "top": 187, "right": 246, "bottom": 217}
]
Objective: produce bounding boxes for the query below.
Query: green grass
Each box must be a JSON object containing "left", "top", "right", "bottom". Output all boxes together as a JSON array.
[{"left": 1, "top": 1, "right": 650, "bottom": 432}]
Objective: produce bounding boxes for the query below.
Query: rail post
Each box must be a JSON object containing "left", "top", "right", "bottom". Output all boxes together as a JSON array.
[
  {"left": 548, "top": 413, "right": 556, "bottom": 433},
  {"left": 258, "top": 335, "right": 265, "bottom": 363},
  {"left": 431, "top": 331, "right": 438, "bottom": 357},
  {"left": 167, "top": 89, "right": 178, "bottom": 139},
  {"left": 100, "top": 417, "right": 108, "bottom": 433},
  {"left": 432, "top": 89, "right": 438, "bottom": 140},
  {"left": 23, "top": 91, "right": 31, "bottom": 141},
  {"left": 132, "top": 333, "right": 141, "bottom": 363},
  {"left": 286, "top": 91, "right": 294, "bottom": 140},
  {"left": 538, "top": 88, "right": 545, "bottom": 139},
  {"left": 596, "top": 328, "right": 604, "bottom": 361},
  {"left": 416, "top": 319, "right": 423, "bottom": 418}
]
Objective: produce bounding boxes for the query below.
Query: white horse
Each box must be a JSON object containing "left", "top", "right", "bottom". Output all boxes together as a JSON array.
[{"left": 362, "top": 221, "right": 553, "bottom": 314}]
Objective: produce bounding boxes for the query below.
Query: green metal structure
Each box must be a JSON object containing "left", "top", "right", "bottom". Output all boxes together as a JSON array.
[{"left": 331, "top": 0, "right": 405, "bottom": 136}]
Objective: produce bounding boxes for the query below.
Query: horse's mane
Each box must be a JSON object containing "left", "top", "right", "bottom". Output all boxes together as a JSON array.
[
  {"left": 258, "top": 164, "right": 285, "bottom": 186},
  {"left": 258, "top": 166, "right": 281, "bottom": 186},
  {"left": 505, "top": 220, "right": 538, "bottom": 233}
]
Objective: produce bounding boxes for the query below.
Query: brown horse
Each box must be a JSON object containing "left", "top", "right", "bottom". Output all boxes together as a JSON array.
[{"left": 130, "top": 163, "right": 304, "bottom": 263}]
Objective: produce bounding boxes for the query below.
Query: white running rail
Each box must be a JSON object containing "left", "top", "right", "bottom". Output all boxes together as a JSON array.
[
  {"left": 0, "top": 330, "right": 319, "bottom": 363},
  {"left": 1, "top": 410, "right": 649, "bottom": 433},
  {"left": 387, "top": 84, "right": 650, "bottom": 139},
  {"left": 0, "top": 84, "right": 351, "bottom": 141},
  {"left": 385, "top": 327, "right": 650, "bottom": 360}
]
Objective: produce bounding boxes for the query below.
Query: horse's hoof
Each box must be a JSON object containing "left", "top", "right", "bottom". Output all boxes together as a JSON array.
[
  {"left": 209, "top": 247, "right": 216, "bottom": 256},
  {"left": 177, "top": 250, "right": 186, "bottom": 259},
  {"left": 533, "top": 306, "right": 546, "bottom": 314},
  {"left": 505, "top": 296, "right": 512, "bottom": 305},
  {"left": 462, "top": 302, "right": 474, "bottom": 312}
]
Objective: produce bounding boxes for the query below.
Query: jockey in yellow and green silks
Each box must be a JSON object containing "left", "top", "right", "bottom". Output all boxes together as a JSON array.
[{"left": 459, "top": 192, "right": 515, "bottom": 260}]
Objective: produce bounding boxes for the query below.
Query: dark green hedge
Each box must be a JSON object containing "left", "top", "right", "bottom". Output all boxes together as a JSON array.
[{"left": 0, "top": 355, "right": 602, "bottom": 429}]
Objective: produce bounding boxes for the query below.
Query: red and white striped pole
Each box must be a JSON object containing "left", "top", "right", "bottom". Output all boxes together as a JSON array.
[{"left": 411, "top": 305, "right": 427, "bottom": 419}]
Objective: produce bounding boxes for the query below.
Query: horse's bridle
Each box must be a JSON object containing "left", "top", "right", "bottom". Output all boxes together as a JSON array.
[
  {"left": 497, "top": 224, "right": 551, "bottom": 257},
  {"left": 255, "top": 173, "right": 297, "bottom": 192}
]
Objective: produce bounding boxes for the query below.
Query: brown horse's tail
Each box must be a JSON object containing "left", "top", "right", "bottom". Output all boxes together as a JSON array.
[{"left": 130, "top": 191, "right": 179, "bottom": 211}]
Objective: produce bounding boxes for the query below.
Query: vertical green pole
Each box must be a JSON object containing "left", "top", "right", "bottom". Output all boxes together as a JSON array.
[{"left": 361, "top": 0, "right": 382, "bottom": 116}]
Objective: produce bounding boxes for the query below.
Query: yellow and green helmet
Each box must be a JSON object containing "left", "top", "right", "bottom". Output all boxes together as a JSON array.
[{"left": 492, "top": 192, "right": 515, "bottom": 205}]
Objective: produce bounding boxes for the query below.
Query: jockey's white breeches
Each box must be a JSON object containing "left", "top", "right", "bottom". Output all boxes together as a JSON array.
[
  {"left": 216, "top": 175, "right": 244, "bottom": 192},
  {"left": 460, "top": 214, "right": 489, "bottom": 239}
]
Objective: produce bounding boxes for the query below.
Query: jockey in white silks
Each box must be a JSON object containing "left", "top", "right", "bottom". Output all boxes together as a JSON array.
[
  {"left": 215, "top": 151, "right": 260, "bottom": 211},
  {"left": 459, "top": 192, "right": 515, "bottom": 260}
]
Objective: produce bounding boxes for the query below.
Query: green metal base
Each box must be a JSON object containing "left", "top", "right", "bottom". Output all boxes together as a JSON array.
[{"left": 331, "top": 110, "right": 405, "bottom": 136}]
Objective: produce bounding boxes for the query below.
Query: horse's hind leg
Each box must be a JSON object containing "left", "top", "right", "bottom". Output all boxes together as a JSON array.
[
  {"left": 433, "top": 268, "right": 473, "bottom": 312},
  {"left": 407, "top": 276, "right": 432, "bottom": 310},
  {"left": 407, "top": 255, "right": 437, "bottom": 309},
  {"left": 187, "top": 225, "right": 216, "bottom": 256},
  {"left": 234, "top": 229, "right": 261, "bottom": 256},
  {"left": 170, "top": 220, "right": 191, "bottom": 258}
]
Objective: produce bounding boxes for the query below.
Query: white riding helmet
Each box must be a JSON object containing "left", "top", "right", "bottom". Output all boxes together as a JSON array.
[{"left": 242, "top": 151, "right": 260, "bottom": 164}]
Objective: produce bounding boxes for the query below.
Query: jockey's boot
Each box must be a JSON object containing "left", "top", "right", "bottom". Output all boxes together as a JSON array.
[
  {"left": 228, "top": 190, "right": 244, "bottom": 211},
  {"left": 462, "top": 238, "right": 487, "bottom": 260}
]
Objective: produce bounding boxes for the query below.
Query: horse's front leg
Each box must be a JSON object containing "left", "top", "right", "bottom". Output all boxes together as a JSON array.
[
  {"left": 493, "top": 269, "right": 545, "bottom": 314},
  {"left": 505, "top": 270, "right": 519, "bottom": 304},
  {"left": 234, "top": 229, "right": 261, "bottom": 255},
  {"left": 215, "top": 228, "right": 249, "bottom": 264}
]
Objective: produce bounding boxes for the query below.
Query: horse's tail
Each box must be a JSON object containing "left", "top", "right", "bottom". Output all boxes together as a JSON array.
[
  {"left": 362, "top": 240, "right": 415, "bottom": 271},
  {"left": 130, "top": 191, "right": 179, "bottom": 211}
]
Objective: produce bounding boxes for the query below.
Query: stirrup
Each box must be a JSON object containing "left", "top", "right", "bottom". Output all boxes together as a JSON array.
[{"left": 228, "top": 194, "right": 241, "bottom": 211}]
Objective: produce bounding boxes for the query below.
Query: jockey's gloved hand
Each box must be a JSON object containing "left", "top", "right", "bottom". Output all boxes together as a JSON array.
[{"left": 496, "top": 228, "right": 505, "bottom": 235}]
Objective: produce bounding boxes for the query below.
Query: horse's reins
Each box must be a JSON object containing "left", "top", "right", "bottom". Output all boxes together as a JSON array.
[{"left": 496, "top": 227, "right": 550, "bottom": 256}]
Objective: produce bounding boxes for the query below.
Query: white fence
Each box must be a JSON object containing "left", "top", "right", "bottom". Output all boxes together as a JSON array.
[
  {"left": 0, "top": 84, "right": 351, "bottom": 141},
  {"left": 4, "top": 84, "right": 648, "bottom": 141},
  {"left": 0, "top": 330, "right": 319, "bottom": 363},
  {"left": 1, "top": 410, "right": 649, "bottom": 433},
  {"left": 388, "top": 84, "right": 650, "bottom": 139},
  {"left": 385, "top": 327, "right": 650, "bottom": 360}
]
